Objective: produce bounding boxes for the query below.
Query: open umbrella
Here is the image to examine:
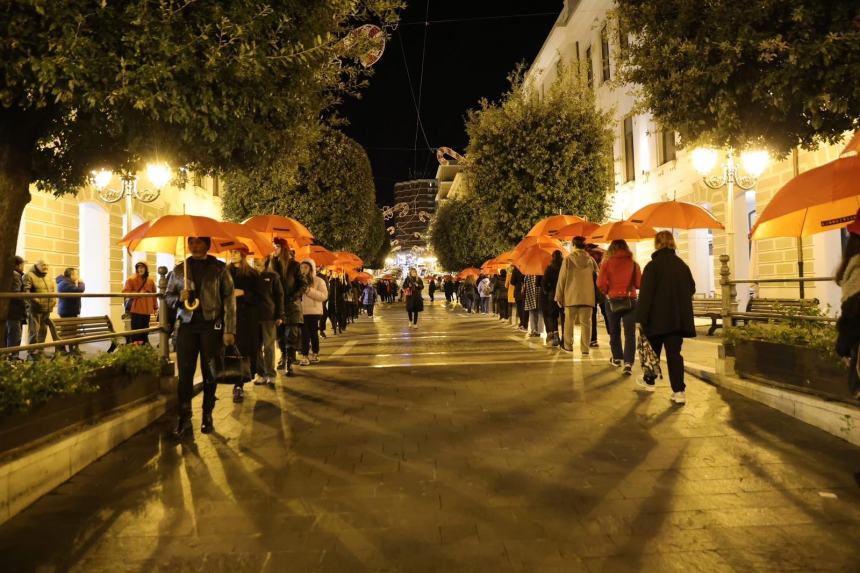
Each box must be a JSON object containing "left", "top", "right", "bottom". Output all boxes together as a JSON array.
[
  {"left": 332, "top": 252, "right": 363, "bottom": 269},
  {"left": 527, "top": 214, "right": 585, "bottom": 238},
  {"left": 588, "top": 221, "right": 657, "bottom": 243},
  {"left": 555, "top": 220, "right": 600, "bottom": 240},
  {"left": 513, "top": 236, "right": 566, "bottom": 255},
  {"left": 210, "top": 221, "right": 275, "bottom": 257},
  {"left": 627, "top": 200, "right": 723, "bottom": 230},
  {"left": 296, "top": 245, "right": 338, "bottom": 267},
  {"left": 513, "top": 244, "right": 566, "bottom": 275},
  {"left": 243, "top": 214, "right": 314, "bottom": 246},
  {"left": 456, "top": 268, "right": 481, "bottom": 280}
]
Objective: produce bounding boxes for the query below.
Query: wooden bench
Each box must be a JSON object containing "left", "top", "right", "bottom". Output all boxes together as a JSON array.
[
  {"left": 50, "top": 315, "right": 118, "bottom": 353},
  {"left": 692, "top": 297, "right": 736, "bottom": 335},
  {"left": 731, "top": 297, "right": 821, "bottom": 325}
]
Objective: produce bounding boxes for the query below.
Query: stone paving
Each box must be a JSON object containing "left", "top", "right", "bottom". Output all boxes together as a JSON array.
[{"left": 2, "top": 302, "right": 860, "bottom": 572}]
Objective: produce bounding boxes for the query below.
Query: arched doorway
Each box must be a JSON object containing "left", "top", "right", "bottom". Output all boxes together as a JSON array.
[{"left": 79, "top": 203, "right": 110, "bottom": 316}]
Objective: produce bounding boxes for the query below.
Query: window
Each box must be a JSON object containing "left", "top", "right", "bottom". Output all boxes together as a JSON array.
[
  {"left": 193, "top": 173, "right": 204, "bottom": 188},
  {"left": 585, "top": 46, "right": 593, "bottom": 89},
  {"left": 623, "top": 117, "right": 635, "bottom": 183},
  {"left": 212, "top": 177, "right": 220, "bottom": 197},
  {"left": 658, "top": 130, "right": 677, "bottom": 165},
  {"left": 600, "top": 25, "right": 611, "bottom": 82}
]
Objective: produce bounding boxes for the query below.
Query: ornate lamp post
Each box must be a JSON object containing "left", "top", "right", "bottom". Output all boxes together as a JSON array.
[{"left": 92, "top": 163, "right": 172, "bottom": 278}]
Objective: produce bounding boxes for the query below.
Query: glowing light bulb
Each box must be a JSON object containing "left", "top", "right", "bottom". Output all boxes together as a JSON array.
[
  {"left": 691, "top": 147, "right": 719, "bottom": 176},
  {"left": 146, "top": 163, "right": 171, "bottom": 189},
  {"left": 740, "top": 149, "right": 769, "bottom": 178},
  {"left": 92, "top": 169, "right": 113, "bottom": 190}
]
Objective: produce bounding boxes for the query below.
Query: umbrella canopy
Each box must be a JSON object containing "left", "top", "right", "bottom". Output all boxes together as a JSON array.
[
  {"left": 627, "top": 201, "right": 724, "bottom": 230},
  {"left": 513, "top": 236, "right": 566, "bottom": 255},
  {"left": 751, "top": 156, "right": 860, "bottom": 239},
  {"left": 495, "top": 249, "right": 516, "bottom": 264},
  {"left": 119, "top": 215, "right": 241, "bottom": 254},
  {"left": 555, "top": 220, "right": 600, "bottom": 240},
  {"left": 243, "top": 214, "right": 315, "bottom": 243},
  {"left": 296, "top": 245, "right": 338, "bottom": 267},
  {"left": 527, "top": 214, "right": 585, "bottom": 238},
  {"left": 352, "top": 271, "right": 373, "bottom": 283},
  {"left": 332, "top": 252, "right": 363, "bottom": 269},
  {"left": 588, "top": 221, "right": 657, "bottom": 243},
  {"left": 209, "top": 222, "right": 275, "bottom": 257},
  {"left": 513, "top": 244, "right": 566, "bottom": 275},
  {"left": 456, "top": 268, "right": 481, "bottom": 280}
]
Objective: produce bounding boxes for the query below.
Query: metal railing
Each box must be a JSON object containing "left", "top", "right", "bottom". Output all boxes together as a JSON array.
[{"left": 0, "top": 267, "right": 171, "bottom": 359}]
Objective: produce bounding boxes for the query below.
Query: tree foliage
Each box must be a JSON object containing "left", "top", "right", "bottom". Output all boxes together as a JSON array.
[
  {"left": 429, "top": 194, "right": 498, "bottom": 271},
  {"left": 223, "top": 128, "right": 383, "bottom": 261},
  {"left": 616, "top": 0, "right": 860, "bottom": 155},
  {"left": 462, "top": 64, "right": 614, "bottom": 250}
]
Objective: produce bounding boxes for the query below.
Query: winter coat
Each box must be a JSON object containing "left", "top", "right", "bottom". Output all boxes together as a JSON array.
[
  {"left": 510, "top": 267, "right": 525, "bottom": 302},
  {"left": 555, "top": 249, "right": 598, "bottom": 308},
  {"left": 268, "top": 255, "right": 306, "bottom": 325},
  {"left": 229, "top": 265, "right": 264, "bottom": 324},
  {"left": 123, "top": 275, "right": 157, "bottom": 316},
  {"left": 635, "top": 248, "right": 696, "bottom": 338},
  {"left": 164, "top": 256, "right": 236, "bottom": 334},
  {"left": 428, "top": 280, "right": 437, "bottom": 294},
  {"left": 494, "top": 271, "right": 508, "bottom": 298},
  {"left": 444, "top": 281, "right": 455, "bottom": 295},
  {"left": 478, "top": 277, "right": 492, "bottom": 298},
  {"left": 259, "top": 271, "right": 285, "bottom": 322},
  {"left": 597, "top": 251, "right": 642, "bottom": 299},
  {"left": 300, "top": 259, "right": 328, "bottom": 316},
  {"left": 403, "top": 276, "right": 424, "bottom": 313},
  {"left": 837, "top": 254, "right": 860, "bottom": 357},
  {"left": 541, "top": 260, "right": 561, "bottom": 308},
  {"left": 23, "top": 266, "right": 56, "bottom": 314},
  {"left": 56, "top": 275, "right": 85, "bottom": 317},
  {"left": 7, "top": 269, "right": 26, "bottom": 321},
  {"left": 361, "top": 285, "right": 377, "bottom": 306}
]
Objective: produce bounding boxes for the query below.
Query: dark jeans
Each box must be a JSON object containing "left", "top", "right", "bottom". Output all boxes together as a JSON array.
[
  {"left": 407, "top": 310, "right": 419, "bottom": 324},
  {"left": 543, "top": 301, "right": 560, "bottom": 336},
  {"left": 130, "top": 313, "right": 151, "bottom": 344},
  {"left": 591, "top": 301, "right": 609, "bottom": 343},
  {"left": 480, "top": 297, "right": 490, "bottom": 313},
  {"left": 606, "top": 302, "right": 637, "bottom": 365},
  {"left": 445, "top": 291, "right": 453, "bottom": 302},
  {"left": 517, "top": 299, "right": 527, "bottom": 329},
  {"left": 364, "top": 304, "right": 375, "bottom": 317},
  {"left": 5, "top": 319, "right": 22, "bottom": 358},
  {"left": 301, "top": 315, "right": 321, "bottom": 355},
  {"left": 497, "top": 298, "right": 510, "bottom": 320},
  {"left": 176, "top": 320, "right": 221, "bottom": 410},
  {"left": 278, "top": 322, "right": 301, "bottom": 361},
  {"left": 429, "top": 291, "right": 435, "bottom": 301},
  {"left": 646, "top": 333, "right": 686, "bottom": 393}
]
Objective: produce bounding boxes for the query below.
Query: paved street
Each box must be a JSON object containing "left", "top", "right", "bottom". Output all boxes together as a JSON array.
[{"left": 2, "top": 302, "right": 860, "bottom": 572}]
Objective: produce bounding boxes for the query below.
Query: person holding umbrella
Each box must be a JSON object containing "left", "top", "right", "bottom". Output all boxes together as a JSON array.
[
  {"left": 555, "top": 237, "right": 598, "bottom": 355},
  {"left": 228, "top": 248, "right": 264, "bottom": 403},
  {"left": 165, "top": 236, "right": 236, "bottom": 436},
  {"left": 635, "top": 231, "right": 696, "bottom": 404},
  {"left": 267, "top": 238, "right": 306, "bottom": 376},
  {"left": 598, "top": 240, "right": 641, "bottom": 376}
]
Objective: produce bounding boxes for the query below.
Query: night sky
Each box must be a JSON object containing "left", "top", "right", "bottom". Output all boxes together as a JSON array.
[{"left": 340, "top": 1, "right": 563, "bottom": 207}]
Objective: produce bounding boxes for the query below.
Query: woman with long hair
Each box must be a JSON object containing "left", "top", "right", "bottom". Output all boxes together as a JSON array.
[
  {"left": 635, "top": 231, "right": 696, "bottom": 404},
  {"left": 266, "top": 239, "right": 306, "bottom": 376},
  {"left": 123, "top": 261, "right": 157, "bottom": 345},
  {"left": 598, "top": 239, "right": 642, "bottom": 376},
  {"left": 403, "top": 267, "right": 424, "bottom": 328},
  {"left": 228, "top": 248, "right": 263, "bottom": 402},
  {"left": 299, "top": 259, "right": 328, "bottom": 366}
]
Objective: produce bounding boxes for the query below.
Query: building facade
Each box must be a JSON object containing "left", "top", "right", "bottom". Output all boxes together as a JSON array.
[
  {"left": 392, "top": 179, "right": 437, "bottom": 253},
  {"left": 525, "top": 0, "right": 846, "bottom": 313}
]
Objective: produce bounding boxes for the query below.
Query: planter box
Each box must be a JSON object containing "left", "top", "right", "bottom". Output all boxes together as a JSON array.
[
  {"left": 0, "top": 367, "right": 162, "bottom": 456},
  {"left": 734, "top": 339, "right": 853, "bottom": 401}
]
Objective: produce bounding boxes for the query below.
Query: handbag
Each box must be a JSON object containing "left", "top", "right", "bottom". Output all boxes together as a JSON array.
[
  {"left": 608, "top": 264, "right": 637, "bottom": 314},
  {"left": 207, "top": 344, "right": 252, "bottom": 385}
]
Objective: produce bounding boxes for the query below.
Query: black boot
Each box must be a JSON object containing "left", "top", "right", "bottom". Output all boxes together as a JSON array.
[
  {"left": 277, "top": 356, "right": 286, "bottom": 371},
  {"left": 201, "top": 392, "right": 216, "bottom": 434},
  {"left": 286, "top": 353, "right": 295, "bottom": 377},
  {"left": 173, "top": 402, "right": 193, "bottom": 438}
]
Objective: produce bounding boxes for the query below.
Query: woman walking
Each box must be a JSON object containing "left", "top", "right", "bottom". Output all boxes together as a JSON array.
[
  {"left": 299, "top": 259, "right": 328, "bottom": 366},
  {"left": 256, "top": 259, "right": 284, "bottom": 386},
  {"left": 598, "top": 240, "right": 641, "bottom": 376},
  {"left": 122, "top": 262, "right": 156, "bottom": 345},
  {"left": 635, "top": 231, "right": 696, "bottom": 403},
  {"left": 495, "top": 269, "right": 509, "bottom": 321},
  {"left": 267, "top": 239, "right": 306, "bottom": 377},
  {"left": 228, "top": 248, "right": 264, "bottom": 402},
  {"left": 555, "top": 237, "right": 598, "bottom": 355},
  {"left": 541, "top": 251, "right": 563, "bottom": 347},
  {"left": 428, "top": 277, "right": 437, "bottom": 303},
  {"left": 403, "top": 268, "right": 424, "bottom": 328}
]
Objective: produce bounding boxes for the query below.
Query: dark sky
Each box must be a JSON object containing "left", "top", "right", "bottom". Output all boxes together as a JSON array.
[{"left": 340, "top": 1, "right": 563, "bottom": 207}]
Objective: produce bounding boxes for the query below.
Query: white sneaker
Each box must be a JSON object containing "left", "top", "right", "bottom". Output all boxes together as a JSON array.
[
  {"left": 635, "top": 377, "right": 656, "bottom": 392},
  {"left": 299, "top": 356, "right": 310, "bottom": 366},
  {"left": 671, "top": 391, "right": 686, "bottom": 404}
]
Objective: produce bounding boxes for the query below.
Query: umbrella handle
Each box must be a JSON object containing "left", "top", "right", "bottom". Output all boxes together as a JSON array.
[{"left": 181, "top": 235, "right": 200, "bottom": 311}]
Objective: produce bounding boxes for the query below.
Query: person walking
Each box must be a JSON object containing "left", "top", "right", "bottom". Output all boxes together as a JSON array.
[
  {"left": 165, "top": 236, "right": 236, "bottom": 436},
  {"left": 55, "top": 267, "right": 85, "bottom": 355},
  {"left": 444, "top": 278, "right": 454, "bottom": 303},
  {"left": 478, "top": 275, "right": 492, "bottom": 314},
  {"left": 461, "top": 275, "right": 478, "bottom": 313},
  {"left": 23, "top": 260, "right": 55, "bottom": 359},
  {"left": 541, "top": 251, "right": 563, "bottom": 347},
  {"left": 123, "top": 262, "right": 157, "bottom": 345},
  {"left": 268, "top": 238, "right": 306, "bottom": 376},
  {"left": 522, "top": 273, "right": 542, "bottom": 337},
  {"left": 428, "top": 277, "right": 437, "bottom": 303},
  {"left": 256, "top": 258, "right": 284, "bottom": 387},
  {"left": 228, "top": 248, "right": 264, "bottom": 402},
  {"left": 635, "top": 231, "right": 696, "bottom": 404},
  {"left": 835, "top": 211, "right": 860, "bottom": 400},
  {"left": 299, "top": 259, "right": 328, "bottom": 365},
  {"left": 494, "top": 269, "right": 509, "bottom": 321},
  {"left": 598, "top": 240, "right": 641, "bottom": 376},
  {"left": 510, "top": 265, "right": 527, "bottom": 331},
  {"left": 403, "top": 268, "right": 424, "bottom": 328},
  {"left": 555, "top": 237, "right": 598, "bottom": 355},
  {"left": 586, "top": 244, "right": 608, "bottom": 349},
  {"left": 5, "top": 256, "right": 26, "bottom": 359},
  {"left": 361, "top": 280, "right": 377, "bottom": 319}
]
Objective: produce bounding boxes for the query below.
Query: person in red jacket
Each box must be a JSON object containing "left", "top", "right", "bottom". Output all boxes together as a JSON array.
[{"left": 597, "top": 240, "right": 641, "bottom": 375}]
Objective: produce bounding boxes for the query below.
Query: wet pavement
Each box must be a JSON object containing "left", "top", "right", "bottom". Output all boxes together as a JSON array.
[{"left": 2, "top": 301, "right": 860, "bottom": 572}]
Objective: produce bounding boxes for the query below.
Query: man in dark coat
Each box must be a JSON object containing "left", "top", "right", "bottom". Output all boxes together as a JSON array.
[
  {"left": 5, "top": 256, "right": 26, "bottom": 358},
  {"left": 510, "top": 266, "right": 527, "bottom": 330},
  {"left": 541, "top": 251, "right": 563, "bottom": 346},
  {"left": 635, "top": 232, "right": 696, "bottom": 403},
  {"left": 267, "top": 240, "right": 307, "bottom": 376}
]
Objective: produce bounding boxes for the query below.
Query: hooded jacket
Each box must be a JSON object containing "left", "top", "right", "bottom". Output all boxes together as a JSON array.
[
  {"left": 56, "top": 275, "right": 85, "bottom": 317},
  {"left": 24, "top": 265, "right": 56, "bottom": 314},
  {"left": 300, "top": 259, "right": 328, "bottom": 316},
  {"left": 555, "top": 249, "right": 598, "bottom": 307}
]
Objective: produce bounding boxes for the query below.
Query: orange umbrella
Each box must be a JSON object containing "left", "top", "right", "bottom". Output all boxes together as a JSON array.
[
  {"left": 588, "top": 221, "right": 657, "bottom": 243},
  {"left": 513, "top": 244, "right": 567, "bottom": 275},
  {"left": 513, "top": 236, "right": 565, "bottom": 255},
  {"left": 352, "top": 271, "right": 373, "bottom": 284},
  {"left": 332, "top": 252, "right": 363, "bottom": 269},
  {"left": 119, "top": 214, "right": 241, "bottom": 254},
  {"left": 555, "top": 220, "right": 600, "bottom": 240},
  {"left": 627, "top": 201, "right": 723, "bottom": 231},
  {"left": 456, "top": 267, "right": 481, "bottom": 280},
  {"left": 527, "top": 214, "right": 585, "bottom": 238},
  {"left": 495, "top": 249, "right": 516, "bottom": 264},
  {"left": 243, "top": 214, "right": 314, "bottom": 245},
  {"left": 296, "top": 245, "right": 338, "bottom": 267},
  {"left": 210, "top": 222, "right": 275, "bottom": 257},
  {"left": 751, "top": 156, "right": 860, "bottom": 239}
]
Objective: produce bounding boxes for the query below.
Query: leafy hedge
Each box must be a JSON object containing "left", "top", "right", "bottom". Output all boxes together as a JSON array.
[
  {"left": 0, "top": 345, "right": 161, "bottom": 417},
  {"left": 725, "top": 308, "right": 838, "bottom": 363}
]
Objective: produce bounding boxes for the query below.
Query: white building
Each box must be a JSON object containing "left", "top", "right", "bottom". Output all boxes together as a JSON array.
[{"left": 525, "top": 0, "right": 846, "bottom": 312}]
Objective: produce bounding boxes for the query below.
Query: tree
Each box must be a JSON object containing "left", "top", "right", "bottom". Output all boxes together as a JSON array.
[
  {"left": 429, "top": 195, "right": 499, "bottom": 271},
  {"left": 463, "top": 64, "right": 615, "bottom": 248},
  {"left": 223, "top": 128, "right": 382, "bottom": 261},
  {"left": 615, "top": 0, "right": 860, "bottom": 155},
  {"left": 0, "top": 0, "right": 401, "bottom": 309}
]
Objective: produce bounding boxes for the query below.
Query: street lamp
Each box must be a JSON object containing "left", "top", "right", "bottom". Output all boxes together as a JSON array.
[
  {"left": 92, "top": 163, "right": 172, "bottom": 278},
  {"left": 693, "top": 147, "right": 768, "bottom": 302}
]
